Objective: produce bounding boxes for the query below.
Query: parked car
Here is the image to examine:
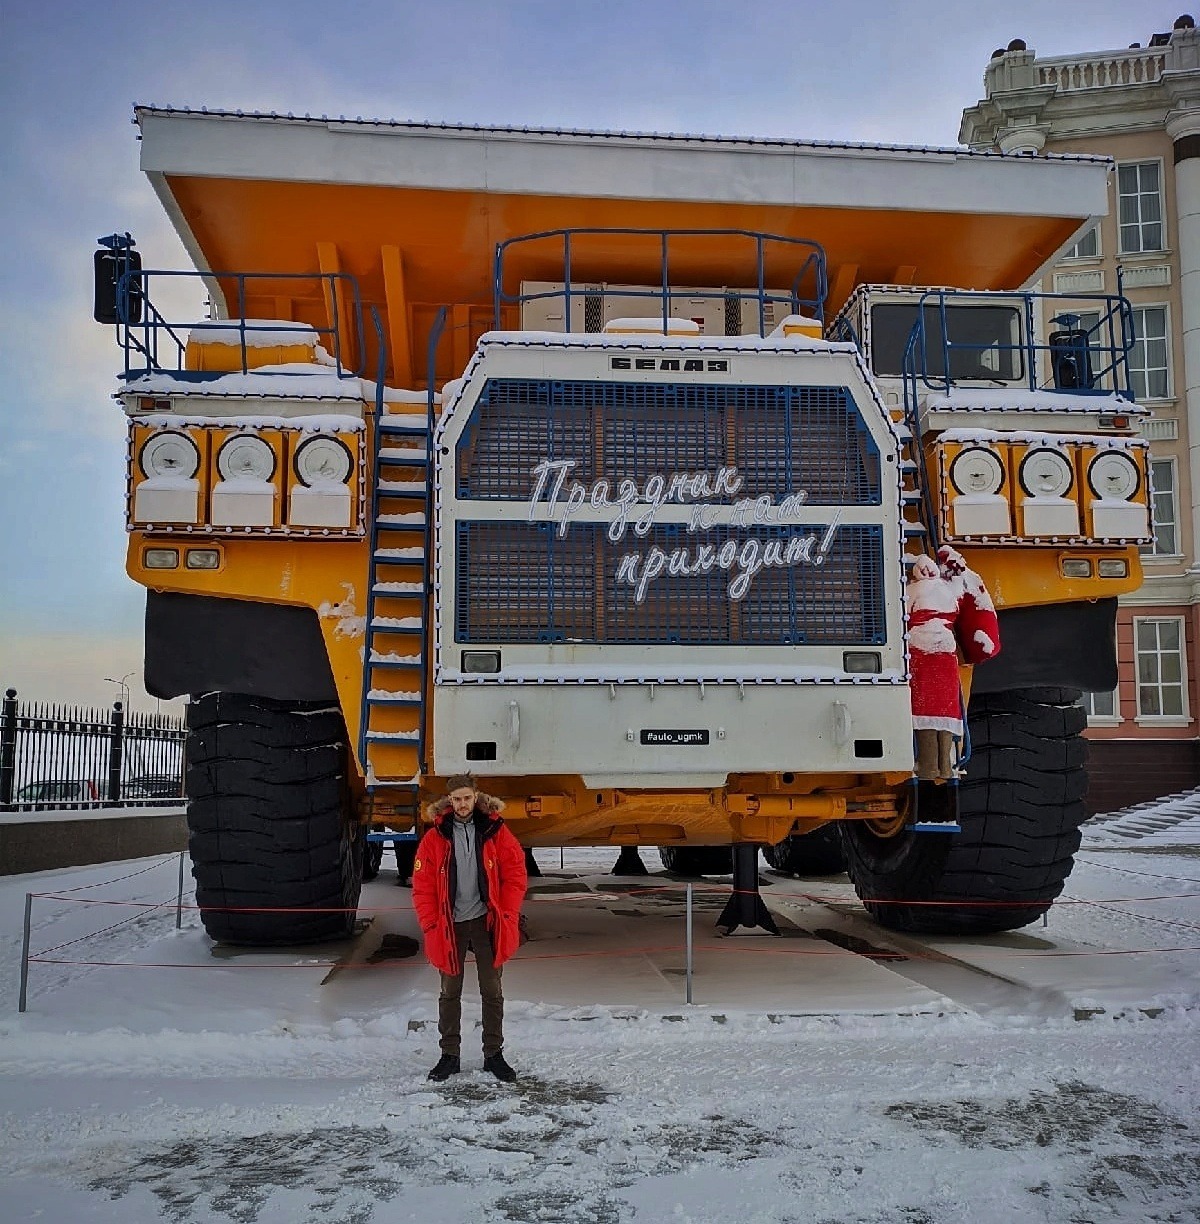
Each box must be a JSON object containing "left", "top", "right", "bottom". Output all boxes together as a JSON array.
[
  {"left": 16, "top": 779, "right": 101, "bottom": 803},
  {"left": 122, "top": 775, "right": 185, "bottom": 800}
]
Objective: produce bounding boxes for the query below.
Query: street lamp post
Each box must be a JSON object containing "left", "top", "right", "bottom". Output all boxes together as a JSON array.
[
  {"left": 101, "top": 671, "right": 135, "bottom": 806},
  {"left": 104, "top": 671, "right": 135, "bottom": 710}
]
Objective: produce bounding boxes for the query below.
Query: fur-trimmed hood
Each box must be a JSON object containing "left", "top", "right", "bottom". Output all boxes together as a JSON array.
[{"left": 424, "top": 792, "right": 505, "bottom": 822}]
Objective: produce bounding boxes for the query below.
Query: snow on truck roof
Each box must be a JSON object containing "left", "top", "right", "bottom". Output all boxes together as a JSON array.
[
  {"left": 132, "top": 105, "right": 1112, "bottom": 164},
  {"left": 133, "top": 105, "right": 1112, "bottom": 327}
]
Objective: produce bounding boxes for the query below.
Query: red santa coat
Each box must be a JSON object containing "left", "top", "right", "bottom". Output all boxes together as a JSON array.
[
  {"left": 411, "top": 795, "right": 527, "bottom": 976},
  {"left": 907, "top": 550, "right": 1001, "bottom": 734}
]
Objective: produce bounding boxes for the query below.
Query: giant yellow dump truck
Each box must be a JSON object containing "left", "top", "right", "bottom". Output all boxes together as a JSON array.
[{"left": 97, "top": 108, "right": 1150, "bottom": 945}]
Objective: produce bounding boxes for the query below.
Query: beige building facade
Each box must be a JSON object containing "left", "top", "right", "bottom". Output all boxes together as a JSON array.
[{"left": 961, "top": 16, "right": 1200, "bottom": 809}]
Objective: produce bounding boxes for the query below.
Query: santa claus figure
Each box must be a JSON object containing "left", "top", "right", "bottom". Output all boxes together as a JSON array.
[{"left": 907, "top": 546, "right": 1001, "bottom": 780}]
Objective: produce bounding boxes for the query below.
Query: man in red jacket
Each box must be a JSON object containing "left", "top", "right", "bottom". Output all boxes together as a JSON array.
[{"left": 412, "top": 774, "right": 528, "bottom": 1082}]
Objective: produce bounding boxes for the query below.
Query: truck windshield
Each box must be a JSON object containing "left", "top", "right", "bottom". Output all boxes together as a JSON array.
[{"left": 870, "top": 303, "right": 1024, "bottom": 381}]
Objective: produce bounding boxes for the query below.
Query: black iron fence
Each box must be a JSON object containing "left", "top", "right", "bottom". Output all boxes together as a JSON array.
[{"left": 0, "top": 688, "right": 187, "bottom": 811}]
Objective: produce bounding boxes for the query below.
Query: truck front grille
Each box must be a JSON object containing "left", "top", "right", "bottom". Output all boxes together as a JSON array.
[
  {"left": 456, "top": 379, "right": 882, "bottom": 506},
  {"left": 455, "top": 521, "right": 885, "bottom": 645}
]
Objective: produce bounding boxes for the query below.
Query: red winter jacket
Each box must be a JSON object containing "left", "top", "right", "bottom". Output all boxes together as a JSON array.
[{"left": 411, "top": 795, "right": 527, "bottom": 975}]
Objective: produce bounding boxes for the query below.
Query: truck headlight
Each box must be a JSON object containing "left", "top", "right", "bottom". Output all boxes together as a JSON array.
[
  {"left": 842, "top": 651, "right": 881, "bottom": 674},
  {"left": 140, "top": 430, "right": 201, "bottom": 480},
  {"left": 1087, "top": 452, "right": 1139, "bottom": 501},
  {"left": 949, "top": 447, "right": 1005, "bottom": 496},
  {"left": 217, "top": 434, "right": 276, "bottom": 481},
  {"left": 1019, "top": 449, "right": 1073, "bottom": 498},
  {"left": 294, "top": 436, "right": 353, "bottom": 486},
  {"left": 462, "top": 651, "right": 501, "bottom": 674}
]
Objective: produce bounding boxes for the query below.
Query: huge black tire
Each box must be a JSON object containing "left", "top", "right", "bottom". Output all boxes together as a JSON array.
[
  {"left": 659, "top": 846, "right": 733, "bottom": 876},
  {"left": 840, "top": 687, "right": 1087, "bottom": 935},
  {"left": 362, "top": 838, "right": 384, "bottom": 882},
  {"left": 185, "top": 692, "right": 361, "bottom": 945},
  {"left": 763, "top": 826, "right": 846, "bottom": 876}
]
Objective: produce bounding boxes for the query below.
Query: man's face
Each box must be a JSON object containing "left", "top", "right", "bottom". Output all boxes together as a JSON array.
[{"left": 449, "top": 787, "right": 477, "bottom": 819}]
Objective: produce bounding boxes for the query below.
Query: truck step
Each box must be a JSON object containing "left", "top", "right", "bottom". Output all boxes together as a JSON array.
[
  {"left": 378, "top": 512, "right": 426, "bottom": 526},
  {"left": 373, "top": 580, "right": 425, "bottom": 595},
  {"left": 366, "top": 729, "right": 421, "bottom": 742},
  {"left": 374, "top": 546, "right": 426, "bottom": 561},
  {"left": 378, "top": 414, "right": 429, "bottom": 433},
  {"left": 367, "top": 689, "right": 423, "bottom": 705},
  {"left": 369, "top": 652, "right": 424, "bottom": 668},
  {"left": 371, "top": 616, "right": 424, "bottom": 632},
  {"left": 379, "top": 447, "right": 429, "bottom": 465},
  {"left": 378, "top": 480, "right": 427, "bottom": 495}
]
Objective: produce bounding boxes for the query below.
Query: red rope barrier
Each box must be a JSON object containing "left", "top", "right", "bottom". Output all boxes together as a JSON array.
[
  {"left": 29, "top": 888, "right": 1200, "bottom": 911},
  {"left": 38, "top": 855, "right": 181, "bottom": 894},
  {"left": 26, "top": 944, "right": 1200, "bottom": 974}
]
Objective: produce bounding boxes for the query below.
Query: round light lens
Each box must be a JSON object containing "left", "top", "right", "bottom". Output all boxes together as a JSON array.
[
  {"left": 949, "top": 447, "right": 1005, "bottom": 496},
  {"left": 217, "top": 434, "right": 276, "bottom": 482},
  {"left": 294, "top": 436, "right": 353, "bottom": 486},
  {"left": 1019, "top": 448, "right": 1073, "bottom": 498},
  {"left": 1087, "top": 451, "right": 1139, "bottom": 502},
  {"left": 140, "top": 431, "right": 200, "bottom": 480}
]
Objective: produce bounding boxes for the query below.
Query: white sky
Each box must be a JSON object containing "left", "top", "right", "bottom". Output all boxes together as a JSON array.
[{"left": 0, "top": 0, "right": 1169, "bottom": 710}]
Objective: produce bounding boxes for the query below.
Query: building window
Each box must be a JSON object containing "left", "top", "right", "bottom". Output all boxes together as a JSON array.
[
  {"left": 1135, "top": 617, "right": 1188, "bottom": 719},
  {"left": 1118, "top": 161, "right": 1164, "bottom": 253},
  {"left": 1141, "top": 458, "right": 1179, "bottom": 557},
  {"left": 1129, "top": 306, "right": 1170, "bottom": 400},
  {"left": 1080, "top": 688, "right": 1119, "bottom": 721},
  {"left": 1063, "top": 226, "right": 1100, "bottom": 259}
]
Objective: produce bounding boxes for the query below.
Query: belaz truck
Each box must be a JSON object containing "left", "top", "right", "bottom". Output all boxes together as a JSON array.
[{"left": 96, "top": 109, "right": 1149, "bottom": 945}]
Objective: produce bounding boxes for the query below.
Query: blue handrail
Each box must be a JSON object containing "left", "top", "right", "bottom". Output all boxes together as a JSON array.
[
  {"left": 900, "top": 287, "right": 1136, "bottom": 400},
  {"left": 357, "top": 307, "right": 390, "bottom": 777},
  {"left": 111, "top": 268, "right": 368, "bottom": 380},
  {"left": 420, "top": 308, "right": 449, "bottom": 774},
  {"left": 492, "top": 228, "right": 828, "bottom": 336}
]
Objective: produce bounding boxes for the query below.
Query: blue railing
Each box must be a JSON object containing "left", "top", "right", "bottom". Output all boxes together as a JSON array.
[
  {"left": 899, "top": 288, "right": 1136, "bottom": 401},
  {"left": 110, "top": 268, "right": 367, "bottom": 380},
  {"left": 492, "top": 228, "right": 828, "bottom": 336},
  {"left": 895, "top": 287, "right": 1138, "bottom": 551}
]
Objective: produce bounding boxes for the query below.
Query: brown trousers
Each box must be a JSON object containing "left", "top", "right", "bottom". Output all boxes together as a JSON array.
[
  {"left": 915, "top": 728, "right": 957, "bottom": 781},
  {"left": 438, "top": 915, "right": 504, "bottom": 1057}
]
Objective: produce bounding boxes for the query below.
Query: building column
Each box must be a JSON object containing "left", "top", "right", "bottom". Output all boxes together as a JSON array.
[{"left": 1166, "top": 108, "right": 1200, "bottom": 573}]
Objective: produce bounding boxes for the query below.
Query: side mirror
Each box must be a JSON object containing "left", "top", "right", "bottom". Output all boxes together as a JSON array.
[{"left": 93, "top": 235, "right": 143, "bottom": 325}]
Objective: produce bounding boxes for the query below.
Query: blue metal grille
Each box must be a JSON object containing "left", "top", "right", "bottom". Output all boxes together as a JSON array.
[
  {"left": 457, "top": 379, "right": 881, "bottom": 505},
  {"left": 455, "top": 522, "right": 885, "bottom": 645}
]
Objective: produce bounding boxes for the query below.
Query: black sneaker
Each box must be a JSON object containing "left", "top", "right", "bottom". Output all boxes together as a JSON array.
[
  {"left": 483, "top": 1053, "right": 517, "bottom": 1082},
  {"left": 427, "top": 1054, "right": 460, "bottom": 1082}
]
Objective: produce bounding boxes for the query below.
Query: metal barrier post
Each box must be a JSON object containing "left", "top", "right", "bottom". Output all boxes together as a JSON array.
[
  {"left": 176, "top": 852, "right": 186, "bottom": 929},
  {"left": 0, "top": 688, "right": 17, "bottom": 811},
  {"left": 106, "top": 701, "right": 125, "bottom": 807},
  {"left": 685, "top": 882, "right": 694, "bottom": 1005},
  {"left": 19, "top": 893, "right": 32, "bottom": 1013}
]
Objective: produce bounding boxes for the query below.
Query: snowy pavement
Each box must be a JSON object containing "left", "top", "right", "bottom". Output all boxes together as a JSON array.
[{"left": 1, "top": 800, "right": 1198, "bottom": 1223}]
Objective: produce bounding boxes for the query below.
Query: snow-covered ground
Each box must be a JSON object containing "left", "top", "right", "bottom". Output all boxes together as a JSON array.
[{"left": 2, "top": 796, "right": 1198, "bottom": 1223}]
